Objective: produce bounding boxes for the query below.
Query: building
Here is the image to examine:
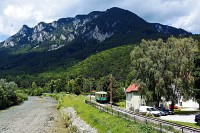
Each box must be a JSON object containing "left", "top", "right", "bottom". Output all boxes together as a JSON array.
[
  {"left": 125, "top": 84, "right": 199, "bottom": 111},
  {"left": 174, "top": 96, "right": 199, "bottom": 110},
  {"left": 125, "top": 84, "right": 145, "bottom": 111}
]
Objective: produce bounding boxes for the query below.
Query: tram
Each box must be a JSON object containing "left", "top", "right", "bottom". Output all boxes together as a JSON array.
[{"left": 95, "top": 91, "right": 107, "bottom": 103}]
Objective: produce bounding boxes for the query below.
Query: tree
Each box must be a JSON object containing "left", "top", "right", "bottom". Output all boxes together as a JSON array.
[
  {"left": 0, "top": 79, "right": 27, "bottom": 109},
  {"left": 130, "top": 37, "right": 197, "bottom": 110},
  {"left": 96, "top": 75, "right": 122, "bottom": 102},
  {"left": 82, "top": 78, "right": 93, "bottom": 92},
  {"left": 46, "top": 80, "right": 56, "bottom": 93},
  {"left": 74, "top": 75, "right": 85, "bottom": 92},
  {"left": 73, "top": 85, "right": 81, "bottom": 95},
  {"left": 31, "top": 82, "right": 37, "bottom": 90},
  {"left": 54, "top": 79, "right": 64, "bottom": 93},
  {"left": 194, "top": 42, "right": 200, "bottom": 109},
  {"left": 66, "top": 79, "right": 75, "bottom": 93},
  {"left": 96, "top": 76, "right": 111, "bottom": 92}
]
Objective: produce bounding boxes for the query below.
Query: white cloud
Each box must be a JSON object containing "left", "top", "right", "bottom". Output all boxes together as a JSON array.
[
  {"left": 4, "top": 4, "right": 33, "bottom": 19},
  {"left": 0, "top": 0, "right": 200, "bottom": 41}
]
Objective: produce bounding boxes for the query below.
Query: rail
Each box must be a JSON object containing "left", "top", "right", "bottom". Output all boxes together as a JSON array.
[{"left": 85, "top": 100, "right": 200, "bottom": 133}]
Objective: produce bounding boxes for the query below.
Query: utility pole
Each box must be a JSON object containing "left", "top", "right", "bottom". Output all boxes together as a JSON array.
[
  {"left": 110, "top": 74, "right": 113, "bottom": 109},
  {"left": 90, "top": 82, "right": 92, "bottom": 101}
]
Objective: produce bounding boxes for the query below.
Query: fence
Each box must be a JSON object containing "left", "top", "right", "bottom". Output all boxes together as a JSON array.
[{"left": 85, "top": 100, "right": 200, "bottom": 133}]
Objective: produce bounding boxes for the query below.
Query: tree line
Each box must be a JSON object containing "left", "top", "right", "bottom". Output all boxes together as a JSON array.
[
  {"left": 1, "top": 36, "right": 200, "bottom": 109},
  {"left": 22, "top": 75, "right": 125, "bottom": 103}
]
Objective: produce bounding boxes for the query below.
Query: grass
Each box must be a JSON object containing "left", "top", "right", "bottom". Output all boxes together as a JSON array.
[
  {"left": 115, "top": 101, "right": 126, "bottom": 108},
  {"left": 174, "top": 110, "right": 200, "bottom": 115},
  {"left": 59, "top": 94, "right": 159, "bottom": 133}
]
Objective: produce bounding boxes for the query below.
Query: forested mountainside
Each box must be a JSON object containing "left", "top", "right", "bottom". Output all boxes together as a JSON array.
[{"left": 0, "top": 7, "right": 191, "bottom": 76}]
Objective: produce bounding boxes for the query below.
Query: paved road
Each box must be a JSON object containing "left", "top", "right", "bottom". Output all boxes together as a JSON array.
[
  {"left": 160, "top": 114, "right": 196, "bottom": 123},
  {"left": 0, "top": 97, "right": 67, "bottom": 133}
]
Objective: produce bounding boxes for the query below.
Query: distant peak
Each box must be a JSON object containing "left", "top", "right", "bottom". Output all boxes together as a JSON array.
[
  {"left": 108, "top": 7, "right": 123, "bottom": 10},
  {"left": 22, "top": 25, "right": 30, "bottom": 29},
  {"left": 105, "top": 7, "right": 138, "bottom": 17},
  {"left": 37, "top": 22, "right": 47, "bottom": 26},
  {"left": 106, "top": 7, "right": 129, "bottom": 12},
  {"left": 19, "top": 25, "right": 31, "bottom": 32},
  {"left": 88, "top": 11, "right": 102, "bottom": 16}
]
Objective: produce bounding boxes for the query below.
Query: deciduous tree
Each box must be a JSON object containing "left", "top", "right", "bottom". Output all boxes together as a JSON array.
[{"left": 130, "top": 37, "right": 197, "bottom": 110}]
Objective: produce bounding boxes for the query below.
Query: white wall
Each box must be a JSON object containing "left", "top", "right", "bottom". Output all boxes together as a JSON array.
[
  {"left": 126, "top": 92, "right": 142, "bottom": 110},
  {"left": 179, "top": 98, "right": 199, "bottom": 108},
  {"left": 126, "top": 93, "right": 132, "bottom": 110}
]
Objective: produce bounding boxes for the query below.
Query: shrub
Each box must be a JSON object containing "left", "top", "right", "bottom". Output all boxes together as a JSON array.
[{"left": 0, "top": 79, "right": 28, "bottom": 109}]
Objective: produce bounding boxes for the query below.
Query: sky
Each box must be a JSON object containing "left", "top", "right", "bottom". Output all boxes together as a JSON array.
[{"left": 0, "top": 0, "right": 200, "bottom": 42}]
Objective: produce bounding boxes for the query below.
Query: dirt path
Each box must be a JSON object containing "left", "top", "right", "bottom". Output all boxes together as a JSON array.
[{"left": 0, "top": 96, "right": 67, "bottom": 133}]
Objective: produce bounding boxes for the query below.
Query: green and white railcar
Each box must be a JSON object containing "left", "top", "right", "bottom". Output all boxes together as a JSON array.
[{"left": 95, "top": 91, "right": 107, "bottom": 103}]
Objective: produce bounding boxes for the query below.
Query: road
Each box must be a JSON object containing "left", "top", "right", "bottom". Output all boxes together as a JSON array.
[
  {"left": 160, "top": 114, "right": 196, "bottom": 123},
  {"left": 0, "top": 96, "right": 67, "bottom": 133}
]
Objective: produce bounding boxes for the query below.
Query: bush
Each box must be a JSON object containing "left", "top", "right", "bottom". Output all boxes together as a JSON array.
[
  {"left": 145, "top": 113, "right": 154, "bottom": 117},
  {"left": 16, "top": 92, "right": 28, "bottom": 104},
  {"left": 0, "top": 79, "right": 28, "bottom": 109}
]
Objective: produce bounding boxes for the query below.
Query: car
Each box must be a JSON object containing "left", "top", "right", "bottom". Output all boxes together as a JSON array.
[
  {"left": 169, "top": 105, "right": 178, "bottom": 109},
  {"left": 155, "top": 107, "right": 167, "bottom": 116},
  {"left": 149, "top": 107, "right": 162, "bottom": 117},
  {"left": 195, "top": 114, "right": 200, "bottom": 124},
  {"left": 163, "top": 108, "right": 174, "bottom": 115},
  {"left": 139, "top": 106, "right": 161, "bottom": 117},
  {"left": 156, "top": 107, "right": 174, "bottom": 115}
]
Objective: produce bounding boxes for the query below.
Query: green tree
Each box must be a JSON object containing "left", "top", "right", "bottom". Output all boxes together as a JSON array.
[
  {"left": 31, "top": 82, "right": 37, "bottom": 90},
  {"left": 194, "top": 42, "right": 200, "bottom": 109},
  {"left": 96, "top": 76, "right": 110, "bottom": 92},
  {"left": 130, "top": 37, "right": 197, "bottom": 110},
  {"left": 46, "top": 80, "right": 56, "bottom": 93},
  {"left": 54, "top": 79, "right": 64, "bottom": 93},
  {"left": 0, "top": 79, "right": 27, "bottom": 109},
  {"left": 74, "top": 75, "right": 85, "bottom": 92},
  {"left": 66, "top": 79, "right": 75, "bottom": 93},
  {"left": 96, "top": 75, "right": 122, "bottom": 102},
  {"left": 82, "top": 78, "right": 92, "bottom": 92}
]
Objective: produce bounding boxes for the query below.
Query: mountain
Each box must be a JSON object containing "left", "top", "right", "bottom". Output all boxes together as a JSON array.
[
  {"left": 38, "top": 45, "right": 134, "bottom": 81},
  {"left": 0, "top": 7, "right": 192, "bottom": 76},
  {"left": 0, "top": 7, "right": 190, "bottom": 52}
]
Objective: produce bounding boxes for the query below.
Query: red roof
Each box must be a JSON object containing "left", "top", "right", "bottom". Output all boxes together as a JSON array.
[
  {"left": 125, "top": 84, "right": 139, "bottom": 93},
  {"left": 91, "top": 90, "right": 96, "bottom": 92}
]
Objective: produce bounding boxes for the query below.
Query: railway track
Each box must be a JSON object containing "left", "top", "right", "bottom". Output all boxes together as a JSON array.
[
  {"left": 86, "top": 100, "right": 200, "bottom": 132},
  {"left": 112, "top": 105, "right": 200, "bottom": 133}
]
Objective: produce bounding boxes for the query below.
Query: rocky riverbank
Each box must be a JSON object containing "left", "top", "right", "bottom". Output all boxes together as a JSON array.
[{"left": 61, "top": 107, "right": 98, "bottom": 133}]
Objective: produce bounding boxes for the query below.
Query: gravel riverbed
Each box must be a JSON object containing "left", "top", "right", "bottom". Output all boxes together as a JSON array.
[{"left": 0, "top": 96, "right": 67, "bottom": 133}]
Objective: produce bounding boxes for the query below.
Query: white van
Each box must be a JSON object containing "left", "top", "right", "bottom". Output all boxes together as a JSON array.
[{"left": 139, "top": 106, "right": 161, "bottom": 117}]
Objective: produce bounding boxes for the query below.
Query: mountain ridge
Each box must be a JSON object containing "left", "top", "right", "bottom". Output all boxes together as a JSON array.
[
  {"left": 0, "top": 7, "right": 192, "bottom": 77},
  {"left": 0, "top": 7, "right": 191, "bottom": 52}
]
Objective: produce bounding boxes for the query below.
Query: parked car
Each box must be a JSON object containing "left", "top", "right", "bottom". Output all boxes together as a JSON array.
[
  {"left": 139, "top": 106, "right": 161, "bottom": 117},
  {"left": 155, "top": 107, "right": 167, "bottom": 116},
  {"left": 156, "top": 107, "right": 174, "bottom": 115},
  {"left": 195, "top": 114, "right": 200, "bottom": 124},
  {"left": 169, "top": 104, "right": 178, "bottom": 109},
  {"left": 163, "top": 108, "right": 174, "bottom": 115}
]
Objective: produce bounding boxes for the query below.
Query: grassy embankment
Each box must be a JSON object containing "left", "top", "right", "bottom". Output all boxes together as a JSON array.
[
  {"left": 57, "top": 94, "right": 159, "bottom": 133},
  {"left": 174, "top": 110, "right": 200, "bottom": 115}
]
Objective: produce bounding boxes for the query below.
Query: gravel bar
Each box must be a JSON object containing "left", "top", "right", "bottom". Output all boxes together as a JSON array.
[{"left": 0, "top": 96, "right": 67, "bottom": 133}]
